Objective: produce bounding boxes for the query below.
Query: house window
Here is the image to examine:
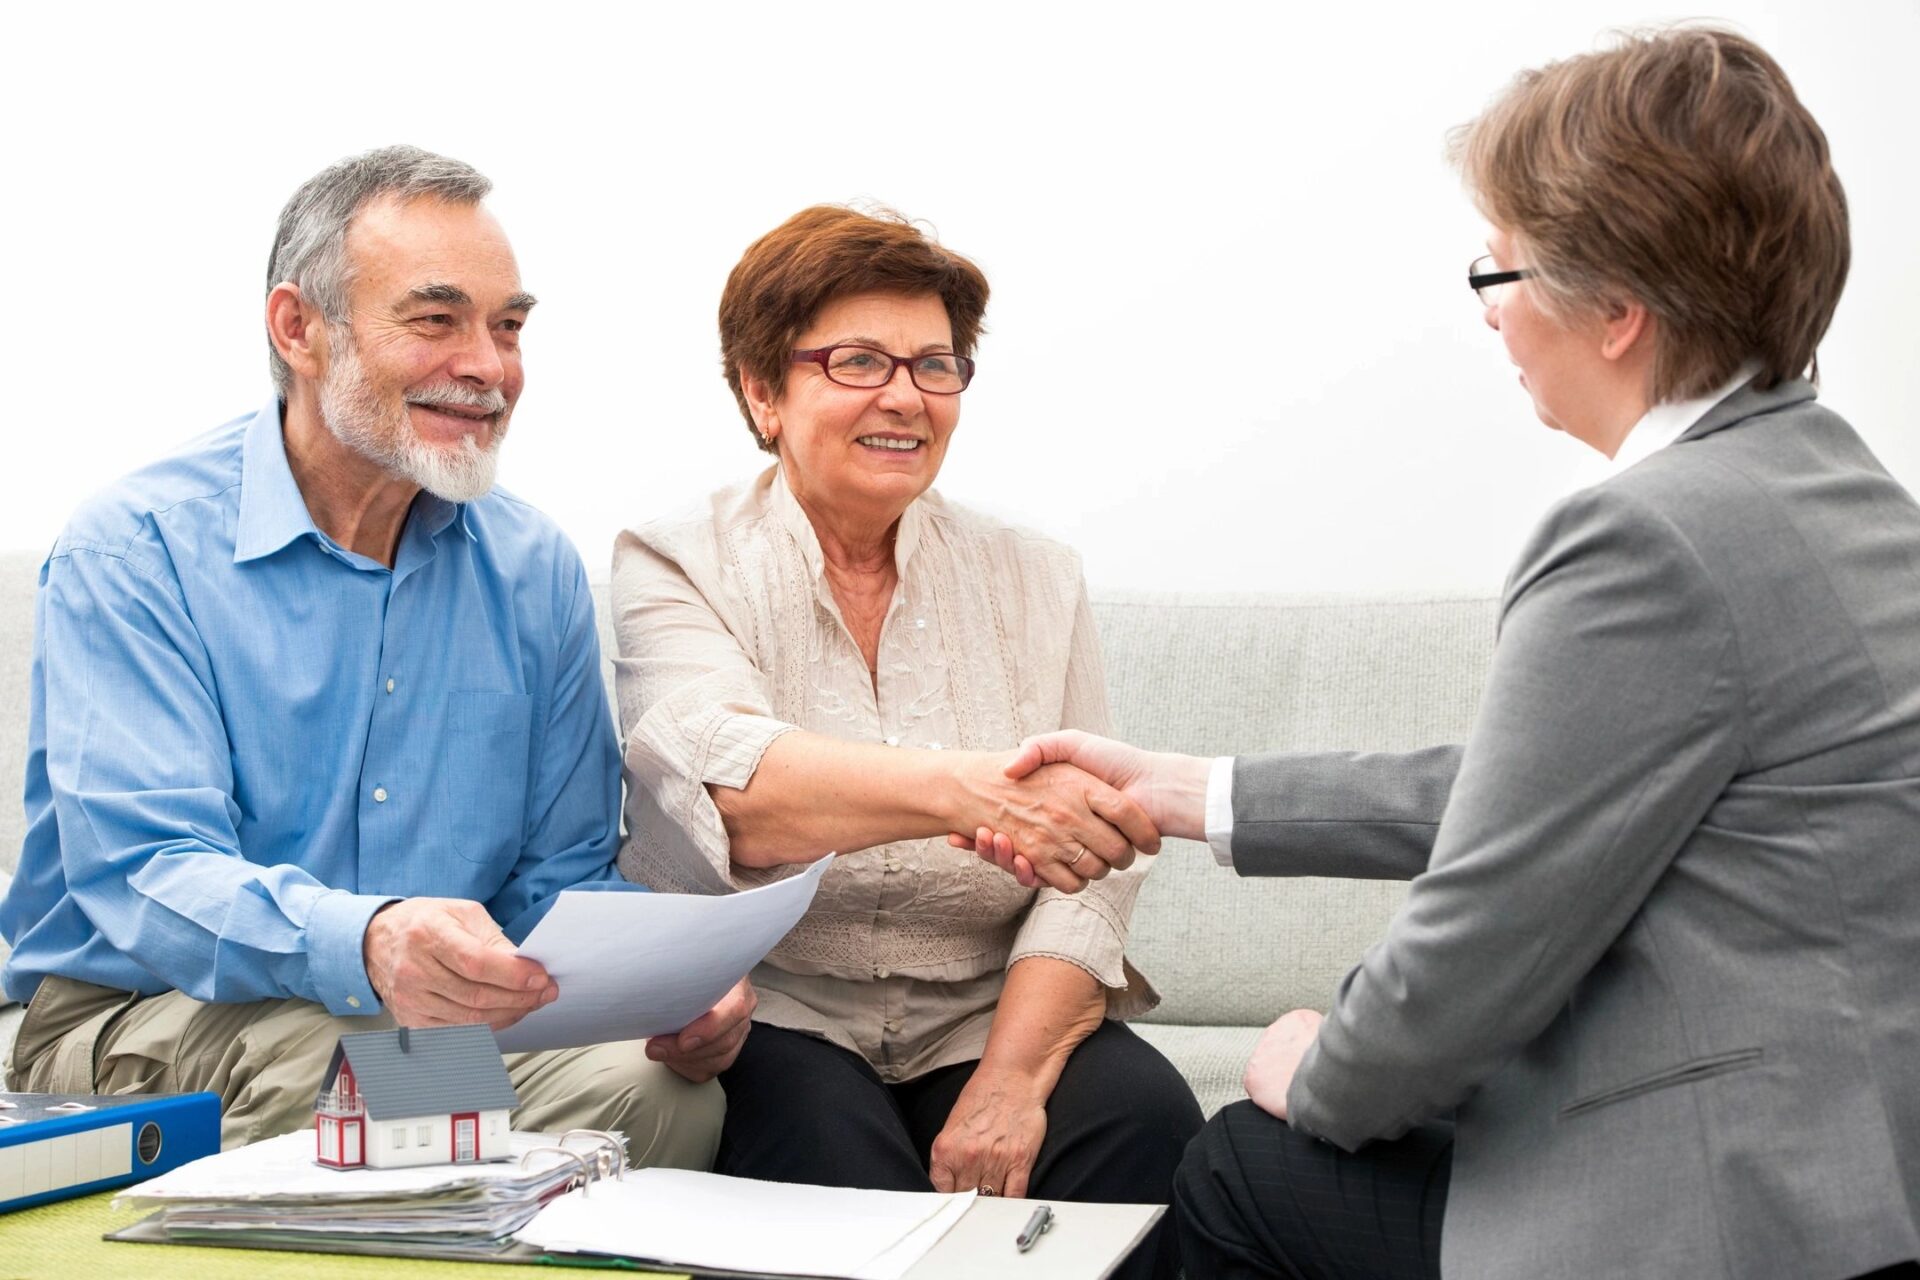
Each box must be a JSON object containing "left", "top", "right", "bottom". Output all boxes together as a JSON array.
[
  {"left": 417, "top": 1125, "right": 431, "bottom": 1146},
  {"left": 392, "top": 1128, "right": 405, "bottom": 1149}
]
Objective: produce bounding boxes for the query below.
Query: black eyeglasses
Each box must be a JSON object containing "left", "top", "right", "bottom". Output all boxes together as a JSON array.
[
  {"left": 1468, "top": 255, "right": 1535, "bottom": 306},
  {"left": 792, "top": 345, "right": 976, "bottom": 395}
]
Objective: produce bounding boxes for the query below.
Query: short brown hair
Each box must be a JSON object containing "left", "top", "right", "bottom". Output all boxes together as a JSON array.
[
  {"left": 719, "top": 205, "right": 990, "bottom": 452},
  {"left": 1451, "top": 26, "right": 1849, "bottom": 400}
]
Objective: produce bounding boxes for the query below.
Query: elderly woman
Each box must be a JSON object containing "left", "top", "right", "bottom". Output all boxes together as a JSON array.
[
  {"left": 613, "top": 206, "right": 1200, "bottom": 1278},
  {"left": 983, "top": 28, "right": 1920, "bottom": 1280}
]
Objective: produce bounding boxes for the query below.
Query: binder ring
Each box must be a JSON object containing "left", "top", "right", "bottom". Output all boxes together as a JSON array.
[
  {"left": 520, "top": 1145, "right": 599, "bottom": 1196},
  {"left": 559, "top": 1128, "right": 628, "bottom": 1180}
]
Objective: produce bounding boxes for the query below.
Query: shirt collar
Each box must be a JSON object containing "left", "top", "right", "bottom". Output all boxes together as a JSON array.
[
  {"left": 234, "top": 398, "right": 474, "bottom": 565},
  {"left": 234, "top": 400, "right": 322, "bottom": 563},
  {"left": 1610, "top": 358, "right": 1765, "bottom": 474},
  {"left": 767, "top": 464, "right": 925, "bottom": 581}
]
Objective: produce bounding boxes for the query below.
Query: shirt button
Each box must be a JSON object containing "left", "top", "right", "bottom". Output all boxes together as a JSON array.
[
  {"left": 928, "top": 742, "right": 943, "bottom": 751},
  {"left": 875, "top": 967, "right": 891, "bottom": 980},
  {"left": 883, "top": 736, "right": 900, "bottom": 747},
  {"left": 385, "top": 677, "right": 395, "bottom": 694},
  {"left": 914, "top": 618, "right": 927, "bottom": 630},
  {"left": 346, "top": 996, "right": 361, "bottom": 1009},
  {"left": 885, "top": 859, "right": 902, "bottom": 873},
  {"left": 372, "top": 787, "right": 388, "bottom": 803},
  {"left": 885, "top": 1018, "right": 902, "bottom": 1034}
]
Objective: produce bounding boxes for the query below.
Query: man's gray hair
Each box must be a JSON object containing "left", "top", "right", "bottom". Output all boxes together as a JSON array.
[{"left": 266, "top": 145, "right": 491, "bottom": 394}]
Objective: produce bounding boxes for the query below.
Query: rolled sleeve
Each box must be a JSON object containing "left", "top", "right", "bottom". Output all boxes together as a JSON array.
[
  {"left": 613, "top": 525, "right": 800, "bottom": 888},
  {"left": 1009, "top": 868, "right": 1160, "bottom": 1019}
]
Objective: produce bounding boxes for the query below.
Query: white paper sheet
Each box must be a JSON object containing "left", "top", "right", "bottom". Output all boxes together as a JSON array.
[
  {"left": 519, "top": 1167, "right": 975, "bottom": 1280},
  {"left": 495, "top": 855, "right": 832, "bottom": 1052}
]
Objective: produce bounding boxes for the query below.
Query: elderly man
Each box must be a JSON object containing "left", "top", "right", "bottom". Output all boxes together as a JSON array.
[{"left": 0, "top": 145, "right": 746, "bottom": 1161}]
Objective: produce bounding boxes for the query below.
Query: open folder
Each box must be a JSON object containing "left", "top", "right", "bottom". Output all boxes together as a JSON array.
[{"left": 109, "top": 1128, "right": 1161, "bottom": 1278}]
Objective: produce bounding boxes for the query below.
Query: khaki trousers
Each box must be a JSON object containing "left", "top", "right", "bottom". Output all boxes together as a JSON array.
[{"left": 6, "top": 975, "right": 724, "bottom": 1168}]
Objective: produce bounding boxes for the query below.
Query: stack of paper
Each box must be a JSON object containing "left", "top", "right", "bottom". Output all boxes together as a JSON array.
[{"left": 114, "top": 1129, "right": 615, "bottom": 1256}]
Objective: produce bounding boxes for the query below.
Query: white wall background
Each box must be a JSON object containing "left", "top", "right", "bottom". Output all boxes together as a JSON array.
[{"left": 5, "top": 1, "right": 1915, "bottom": 595}]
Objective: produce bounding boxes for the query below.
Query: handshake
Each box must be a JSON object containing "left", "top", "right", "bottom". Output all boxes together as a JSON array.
[{"left": 947, "top": 731, "right": 1211, "bottom": 893}]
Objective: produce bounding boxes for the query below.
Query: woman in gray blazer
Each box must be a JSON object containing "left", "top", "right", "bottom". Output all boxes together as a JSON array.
[{"left": 971, "top": 26, "right": 1920, "bottom": 1280}]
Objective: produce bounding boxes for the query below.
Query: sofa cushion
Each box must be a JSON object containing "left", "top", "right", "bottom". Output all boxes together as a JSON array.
[{"left": 1133, "top": 1023, "right": 1266, "bottom": 1119}]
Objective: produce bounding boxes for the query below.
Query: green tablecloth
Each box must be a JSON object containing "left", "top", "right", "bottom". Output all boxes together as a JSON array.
[{"left": 0, "top": 1191, "right": 690, "bottom": 1279}]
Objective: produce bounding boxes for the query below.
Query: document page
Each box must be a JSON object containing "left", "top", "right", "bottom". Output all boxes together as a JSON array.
[
  {"left": 519, "top": 1167, "right": 974, "bottom": 1280},
  {"left": 496, "top": 856, "right": 832, "bottom": 1052}
]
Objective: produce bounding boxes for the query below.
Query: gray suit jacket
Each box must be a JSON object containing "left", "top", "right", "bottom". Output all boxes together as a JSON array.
[{"left": 1233, "top": 380, "right": 1920, "bottom": 1279}]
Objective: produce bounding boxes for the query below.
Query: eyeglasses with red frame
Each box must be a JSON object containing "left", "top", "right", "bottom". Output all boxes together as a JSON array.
[{"left": 791, "top": 345, "right": 976, "bottom": 395}]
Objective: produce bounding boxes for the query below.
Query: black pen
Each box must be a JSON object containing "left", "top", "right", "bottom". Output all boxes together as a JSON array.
[{"left": 1016, "top": 1203, "right": 1054, "bottom": 1252}]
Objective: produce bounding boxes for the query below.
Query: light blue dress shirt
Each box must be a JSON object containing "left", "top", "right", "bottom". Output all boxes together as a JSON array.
[{"left": 1, "top": 401, "right": 626, "bottom": 1016}]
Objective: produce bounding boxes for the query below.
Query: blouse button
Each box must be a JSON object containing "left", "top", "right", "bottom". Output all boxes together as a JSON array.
[
  {"left": 883, "top": 735, "right": 900, "bottom": 747},
  {"left": 914, "top": 618, "right": 927, "bottom": 630},
  {"left": 885, "top": 858, "right": 902, "bottom": 873},
  {"left": 372, "top": 786, "right": 389, "bottom": 804},
  {"left": 875, "top": 966, "right": 891, "bottom": 980},
  {"left": 885, "top": 1018, "right": 902, "bottom": 1034}
]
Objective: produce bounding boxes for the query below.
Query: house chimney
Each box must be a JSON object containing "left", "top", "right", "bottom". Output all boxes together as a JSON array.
[{"left": 398, "top": 1027, "right": 411, "bottom": 1054}]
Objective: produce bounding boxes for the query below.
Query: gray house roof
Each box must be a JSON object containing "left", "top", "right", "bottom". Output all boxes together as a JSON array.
[{"left": 316, "top": 1024, "right": 520, "bottom": 1121}]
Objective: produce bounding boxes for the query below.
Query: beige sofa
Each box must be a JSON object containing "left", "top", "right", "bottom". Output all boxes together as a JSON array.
[{"left": 0, "top": 549, "right": 1498, "bottom": 1116}]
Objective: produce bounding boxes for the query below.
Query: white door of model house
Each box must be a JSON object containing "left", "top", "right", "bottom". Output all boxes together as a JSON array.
[
  {"left": 343, "top": 1118, "right": 362, "bottom": 1166},
  {"left": 453, "top": 1113, "right": 478, "bottom": 1162}
]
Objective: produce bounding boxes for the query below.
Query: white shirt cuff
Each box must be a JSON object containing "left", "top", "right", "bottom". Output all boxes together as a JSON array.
[{"left": 1205, "top": 755, "right": 1236, "bottom": 867}]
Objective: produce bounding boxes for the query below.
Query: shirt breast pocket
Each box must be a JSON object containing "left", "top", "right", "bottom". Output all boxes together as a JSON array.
[{"left": 437, "top": 691, "right": 535, "bottom": 864}]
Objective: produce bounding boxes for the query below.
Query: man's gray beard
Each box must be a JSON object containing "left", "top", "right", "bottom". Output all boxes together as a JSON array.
[{"left": 316, "top": 329, "right": 509, "bottom": 504}]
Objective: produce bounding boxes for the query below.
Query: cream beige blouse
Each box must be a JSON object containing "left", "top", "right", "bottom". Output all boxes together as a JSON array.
[{"left": 613, "top": 467, "right": 1155, "bottom": 1081}]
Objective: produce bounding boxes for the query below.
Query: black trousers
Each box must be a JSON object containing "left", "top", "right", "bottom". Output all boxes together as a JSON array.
[
  {"left": 717, "top": 1020, "right": 1203, "bottom": 1280},
  {"left": 1175, "top": 1100, "right": 1450, "bottom": 1280},
  {"left": 1174, "top": 1101, "right": 1920, "bottom": 1280}
]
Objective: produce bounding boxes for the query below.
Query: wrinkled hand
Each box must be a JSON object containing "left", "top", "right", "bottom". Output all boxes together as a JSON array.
[
  {"left": 362, "top": 898, "right": 556, "bottom": 1030},
  {"left": 929, "top": 1070, "right": 1049, "bottom": 1199},
  {"left": 1244, "top": 1009, "right": 1324, "bottom": 1120},
  {"left": 953, "top": 732, "right": 1169, "bottom": 887},
  {"left": 952, "top": 755, "right": 1160, "bottom": 894},
  {"left": 647, "top": 979, "right": 757, "bottom": 1083}
]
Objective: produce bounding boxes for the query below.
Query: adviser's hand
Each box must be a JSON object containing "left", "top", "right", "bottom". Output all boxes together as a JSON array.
[
  {"left": 953, "top": 755, "right": 1161, "bottom": 894},
  {"left": 1244, "top": 1008, "right": 1324, "bottom": 1120},
  {"left": 362, "top": 898, "right": 557, "bottom": 1030},
  {"left": 646, "top": 978, "right": 757, "bottom": 1083}
]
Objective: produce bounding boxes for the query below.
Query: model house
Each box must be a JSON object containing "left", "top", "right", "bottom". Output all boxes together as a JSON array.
[{"left": 313, "top": 1024, "right": 519, "bottom": 1170}]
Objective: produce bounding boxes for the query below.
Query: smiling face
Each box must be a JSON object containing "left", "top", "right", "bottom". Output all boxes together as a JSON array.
[
  {"left": 315, "top": 195, "right": 533, "bottom": 501},
  {"left": 747, "top": 291, "right": 963, "bottom": 526}
]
